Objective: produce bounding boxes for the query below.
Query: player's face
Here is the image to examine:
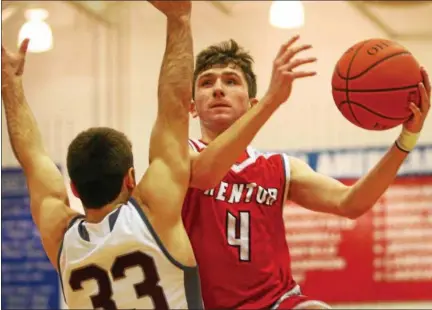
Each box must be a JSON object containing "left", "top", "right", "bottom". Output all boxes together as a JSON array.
[{"left": 192, "top": 64, "right": 257, "bottom": 131}]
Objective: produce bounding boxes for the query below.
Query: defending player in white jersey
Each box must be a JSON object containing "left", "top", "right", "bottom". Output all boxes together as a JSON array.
[{"left": 1, "top": 1, "right": 200, "bottom": 309}]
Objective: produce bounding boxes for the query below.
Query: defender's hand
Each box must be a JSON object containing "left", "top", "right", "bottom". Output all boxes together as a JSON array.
[
  {"left": 404, "top": 67, "right": 431, "bottom": 133},
  {"left": 264, "top": 35, "right": 317, "bottom": 105},
  {"left": 148, "top": 0, "right": 191, "bottom": 19},
  {"left": 1, "top": 39, "right": 29, "bottom": 94},
  {"left": 1, "top": 39, "right": 29, "bottom": 79}
]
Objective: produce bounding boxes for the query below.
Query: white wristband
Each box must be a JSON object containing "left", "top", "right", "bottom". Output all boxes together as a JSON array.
[{"left": 395, "top": 128, "right": 420, "bottom": 153}]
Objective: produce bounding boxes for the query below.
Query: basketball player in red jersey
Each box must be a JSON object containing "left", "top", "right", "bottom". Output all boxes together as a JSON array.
[{"left": 182, "top": 37, "right": 431, "bottom": 309}]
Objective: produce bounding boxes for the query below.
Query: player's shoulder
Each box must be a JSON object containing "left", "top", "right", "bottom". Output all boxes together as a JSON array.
[
  {"left": 62, "top": 213, "right": 85, "bottom": 238},
  {"left": 249, "top": 147, "right": 279, "bottom": 158},
  {"left": 245, "top": 148, "right": 292, "bottom": 181},
  {"left": 246, "top": 147, "right": 289, "bottom": 165},
  {"left": 63, "top": 200, "right": 142, "bottom": 237}
]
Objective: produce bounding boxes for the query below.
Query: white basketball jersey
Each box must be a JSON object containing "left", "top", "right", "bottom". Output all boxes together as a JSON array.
[{"left": 58, "top": 199, "right": 203, "bottom": 309}]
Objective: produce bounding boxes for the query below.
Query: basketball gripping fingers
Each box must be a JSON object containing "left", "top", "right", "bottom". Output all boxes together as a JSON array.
[{"left": 395, "top": 127, "right": 420, "bottom": 153}]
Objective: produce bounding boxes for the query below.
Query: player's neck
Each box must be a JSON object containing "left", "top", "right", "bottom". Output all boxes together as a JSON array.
[
  {"left": 85, "top": 197, "right": 127, "bottom": 223},
  {"left": 200, "top": 125, "right": 227, "bottom": 144}
]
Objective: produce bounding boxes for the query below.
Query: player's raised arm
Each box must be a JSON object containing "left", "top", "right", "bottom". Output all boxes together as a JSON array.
[
  {"left": 1, "top": 40, "right": 79, "bottom": 269},
  {"left": 133, "top": 1, "right": 193, "bottom": 221},
  {"left": 288, "top": 68, "right": 430, "bottom": 219},
  {"left": 189, "top": 36, "right": 317, "bottom": 189}
]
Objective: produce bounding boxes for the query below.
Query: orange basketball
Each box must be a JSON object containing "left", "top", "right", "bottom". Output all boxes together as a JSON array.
[{"left": 331, "top": 38, "right": 422, "bottom": 131}]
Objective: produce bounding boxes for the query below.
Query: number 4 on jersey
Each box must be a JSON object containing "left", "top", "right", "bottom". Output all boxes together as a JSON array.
[{"left": 226, "top": 211, "right": 251, "bottom": 262}]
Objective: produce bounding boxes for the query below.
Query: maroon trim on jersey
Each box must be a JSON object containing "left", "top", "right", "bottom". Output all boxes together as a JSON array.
[
  {"left": 280, "top": 154, "right": 288, "bottom": 209},
  {"left": 57, "top": 214, "right": 85, "bottom": 304},
  {"left": 189, "top": 139, "right": 202, "bottom": 152},
  {"left": 129, "top": 198, "right": 196, "bottom": 271}
]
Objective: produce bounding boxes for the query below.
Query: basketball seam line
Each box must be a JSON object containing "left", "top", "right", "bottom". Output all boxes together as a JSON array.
[
  {"left": 344, "top": 41, "right": 370, "bottom": 126},
  {"left": 336, "top": 51, "right": 411, "bottom": 81},
  {"left": 349, "top": 51, "right": 411, "bottom": 80},
  {"left": 333, "top": 84, "right": 418, "bottom": 93},
  {"left": 339, "top": 101, "right": 409, "bottom": 120}
]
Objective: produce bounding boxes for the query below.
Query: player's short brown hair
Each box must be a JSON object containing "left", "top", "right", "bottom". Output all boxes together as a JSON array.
[
  {"left": 193, "top": 39, "right": 257, "bottom": 98},
  {"left": 66, "top": 127, "right": 134, "bottom": 209}
]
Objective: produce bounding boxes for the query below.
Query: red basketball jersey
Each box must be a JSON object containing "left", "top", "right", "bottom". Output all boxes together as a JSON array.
[{"left": 182, "top": 139, "right": 297, "bottom": 309}]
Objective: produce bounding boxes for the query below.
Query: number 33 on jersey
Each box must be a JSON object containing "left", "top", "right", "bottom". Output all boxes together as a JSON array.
[{"left": 59, "top": 201, "right": 203, "bottom": 310}]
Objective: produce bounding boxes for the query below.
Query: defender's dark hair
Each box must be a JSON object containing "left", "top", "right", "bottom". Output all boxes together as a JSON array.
[
  {"left": 66, "top": 127, "right": 134, "bottom": 209},
  {"left": 193, "top": 39, "right": 257, "bottom": 98}
]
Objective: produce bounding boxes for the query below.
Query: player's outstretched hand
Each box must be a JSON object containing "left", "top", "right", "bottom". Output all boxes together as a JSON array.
[
  {"left": 148, "top": 0, "right": 191, "bottom": 19},
  {"left": 1, "top": 38, "right": 29, "bottom": 93},
  {"left": 264, "top": 35, "right": 317, "bottom": 105},
  {"left": 404, "top": 67, "right": 431, "bottom": 133},
  {"left": 1, "top": 39, "right": 29, "bottom": 78}
]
